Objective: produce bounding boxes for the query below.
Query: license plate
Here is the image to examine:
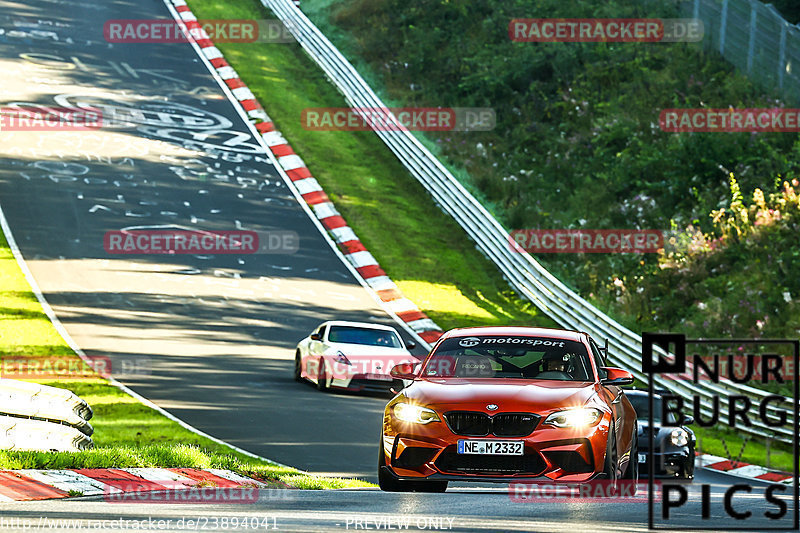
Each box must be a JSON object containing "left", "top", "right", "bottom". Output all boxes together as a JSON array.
[
  {"left": 457, "top": 440, "right": 523, "bottom": 455},
  {"left": 638, "top": 453, "right": 647, "bottom": 463},
  {"left": 366, "top": 373, "right": 392, "bottom": 381}
]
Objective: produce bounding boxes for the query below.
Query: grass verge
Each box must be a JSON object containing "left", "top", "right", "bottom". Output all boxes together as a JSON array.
[
  {"left": 0, "top": 231, "right": 371, "bottom": 489},
  {"left": 693, "top": 426, "right": 795, "bottom": 474}
]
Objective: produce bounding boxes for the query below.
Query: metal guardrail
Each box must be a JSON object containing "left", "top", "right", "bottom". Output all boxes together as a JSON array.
[
  {"left": 0, "top": 416, "right": 93, "bottom": 452},
  {"left": 260, "top": 0, "right": 795, "bottom": 442},
  {"left": 0, "top": 379, "right": 94, "bottom": 451}
]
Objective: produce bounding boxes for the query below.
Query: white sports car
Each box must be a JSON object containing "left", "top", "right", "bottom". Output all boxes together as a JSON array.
[{"left": 294, "top": 321, "right": 420, "bottom": 392}]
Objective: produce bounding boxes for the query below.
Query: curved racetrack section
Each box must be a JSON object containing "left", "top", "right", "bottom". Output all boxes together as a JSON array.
[{"left": 0, "top": 0, "right": 422, "bottom": 481}]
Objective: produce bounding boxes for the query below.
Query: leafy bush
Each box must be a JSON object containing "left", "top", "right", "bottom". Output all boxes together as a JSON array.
[{"left": 639, "top": 177, "right": 800, "bottom": 341}]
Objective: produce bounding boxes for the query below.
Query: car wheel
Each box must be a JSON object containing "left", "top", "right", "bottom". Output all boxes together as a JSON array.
[
  {"left": 621, "top": 429, "right": 638, "bottom": 495},
  {"left": 294, "top": 351, "right": 303, "bottom": 382},
  {"left": 378, "top": 440, "right": 447, "bottom": 493},
  {"left": 603, "top": 426, "right": 619, "bottom": 492},
  {"left": 684, "top": 448, "right": 695, "bottom": 479},
  {"left": 316, "top": 358, "right": 328, "bottom": 391}
]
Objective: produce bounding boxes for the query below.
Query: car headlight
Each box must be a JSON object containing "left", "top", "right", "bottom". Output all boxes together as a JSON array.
[
  {"left": 393, "top": 403, "right": 440, "bottom": 424},
  {"left": 670, "top": 428, "right": 689, "bottom": 447},
  {"left": 543, "top": 408, "right": 603, "bottom": 428}
]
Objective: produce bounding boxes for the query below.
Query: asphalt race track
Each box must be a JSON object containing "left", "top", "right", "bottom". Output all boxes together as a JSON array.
[
  {"left": 0, "top": 0, "right": 423, "bottom": 481},
  {"left": 0, "top": 1, "right": 797, "bottom": 531},
  {"left": 0, "top": 471, "right": 796, "bottom": 532}
]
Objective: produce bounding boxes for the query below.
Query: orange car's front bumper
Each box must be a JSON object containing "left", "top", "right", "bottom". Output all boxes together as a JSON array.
[{"left": 381, "top": 412, "right": 611, "bottom": 483}]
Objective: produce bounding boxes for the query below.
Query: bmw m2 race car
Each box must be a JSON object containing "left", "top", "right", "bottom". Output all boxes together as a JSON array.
[
  {"left": 626, "top": 389, "right": 696, "bottom": 478},
  {"left": 379, "top": 326, "right": 638, "bottom": 492},
  {"left": 295, "top": 321, "right": 419, "bottom": 392}
]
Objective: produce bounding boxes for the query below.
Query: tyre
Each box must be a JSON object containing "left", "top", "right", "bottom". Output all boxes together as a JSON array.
[
  {"left": 603, "top": 426, "right": 619, "bottom": 492},
  {"left": 622, "top": 430, "right": 638, "bottom": 479},
  {"left": 294, "top": 351, "right": 303, "bottom": 382},
  {"left": 621, "top": 429, "right": 638, "bottom": 495},
  {"left": 683, "top": 449, "right": 695, "bottom": 479},
  {"left": 316, "top": 358, "right": 329, "bottom": 391},
  {"left": 378, "top": 440, "right": 447, "bottom": 493}
]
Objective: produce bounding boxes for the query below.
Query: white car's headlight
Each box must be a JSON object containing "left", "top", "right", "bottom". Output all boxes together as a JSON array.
[
  {"left": 670, "top": 428, "right": 689, "bottom": 447},
  {"left": 393, "top": 403, "right": 440, "bottom": 424},
  {"left": 543, "top": 408, "right": 603, "bottom": 428}
]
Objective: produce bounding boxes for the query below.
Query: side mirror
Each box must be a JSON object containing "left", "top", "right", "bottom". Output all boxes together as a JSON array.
[
  {"left": 310, "top": 332, "right": 322, "bottom": 341},
  {"left": 682, "top": 414, "right": 694, "bottom": 425},
  {"left": 405, "top": 340, "right": 417, "bottom": 350},
  {"left": 600, "top": 367, "right": 634, "bottom": 386},
  {"left": 390, "top": 362, "right": 418, "bottom": 380}
]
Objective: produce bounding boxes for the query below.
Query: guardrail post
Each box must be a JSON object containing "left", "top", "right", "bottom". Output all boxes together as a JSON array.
[
  {"left": 778, "top": 23, "right": 787, "bottom": 89},
  {"left": 765, "top": 437, "right": 771, "bottom": 469},
  {"left": 746, "top": 1, "right": 757, "bottom": 73},
  {"left": 719, "top": 0, "right": 729, "bottom": 55}
]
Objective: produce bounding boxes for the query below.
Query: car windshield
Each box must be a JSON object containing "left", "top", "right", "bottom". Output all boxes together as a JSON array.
[
  {"left": 627, "top": 394, "right": 679, "bottom": 425},
  {"left": 421, "top": 335, "right": 593, "bottom": 381},
  {"left": 327, "top": 326, "right": 403, "bottom": 348}
]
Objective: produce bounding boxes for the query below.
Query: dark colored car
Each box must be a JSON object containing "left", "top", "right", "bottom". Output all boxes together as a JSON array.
[{"left": 626, "top": 389, "right": 696, "bottom": 479}]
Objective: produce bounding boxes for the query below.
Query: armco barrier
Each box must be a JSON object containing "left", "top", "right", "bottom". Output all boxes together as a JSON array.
[
  {"left": 259, "top": 0, "right": 795, "bottom": 442},
  {"left": 0, "top": 416, "right": 93, "bottom": 452},
  {"left": 0, "top": 379, "right": 93, "bottom": 451}
]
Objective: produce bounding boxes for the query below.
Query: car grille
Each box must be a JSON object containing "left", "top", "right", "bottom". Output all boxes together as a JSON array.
[
  {"left": 444, "top": 412, "right": 490, "bottom": 436},
  {"left": 435, "top": 448, "right": 546, "bottom": 476},
  {"left": 444, "top": 411, "right": 539, "bottom": 437}
]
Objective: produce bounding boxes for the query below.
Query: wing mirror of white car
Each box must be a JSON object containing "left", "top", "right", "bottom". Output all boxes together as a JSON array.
[
  {"left": 310, "top": 332, "right": 322, "bottom": 341},
  {"left": 600, "top": 367, "right": 635, "bottom": 386},
  {"left": 405, "top": 340, "right": 417, "bottom": 350}
]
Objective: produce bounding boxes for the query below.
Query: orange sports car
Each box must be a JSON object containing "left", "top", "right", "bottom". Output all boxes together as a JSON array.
[{"left": 379, "top": 326, "right": 638, "bottom": 492}]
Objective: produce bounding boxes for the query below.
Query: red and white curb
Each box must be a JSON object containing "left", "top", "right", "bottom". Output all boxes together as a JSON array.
[
  {"left": 697, "top": 453, "right": 793, "bottom": 484},
  {"left": 0, "top": 468, "right": 283, "bottom": 502},
  {"left": 164, "top": 0, "right": 444, "bottom": 347}
]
